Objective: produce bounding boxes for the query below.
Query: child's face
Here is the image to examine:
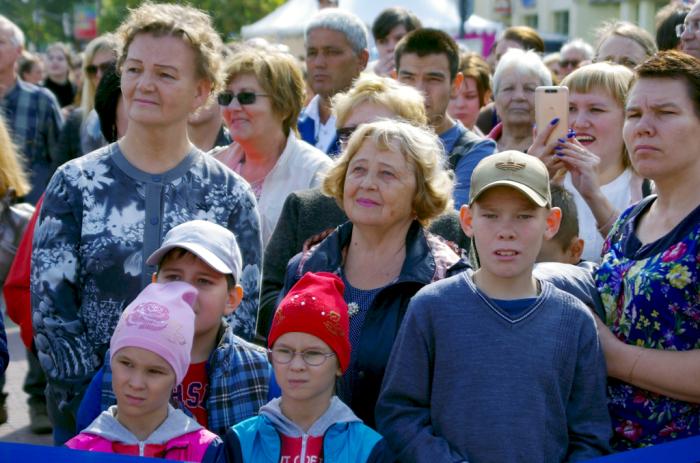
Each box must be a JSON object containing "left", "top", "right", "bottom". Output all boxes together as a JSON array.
[
  {"left": 157, "top": 252, "right": 241, "bottom": 339},
  {"left": 271, "top": 332, "right": 341, "bottom": 409},
  {"left": 111, "top": 347, "right": 175, "bottom": 425},
  {"left": 461, "top": 186, "right": 561, "bottom": 280}
]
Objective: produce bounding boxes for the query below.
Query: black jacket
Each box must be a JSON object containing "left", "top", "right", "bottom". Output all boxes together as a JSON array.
[
  {"left": 258, "top": 188, "right": 470, "bottom": 342},
  {"left": 281, "top": 220, "right": 469, "bottom": 428}
]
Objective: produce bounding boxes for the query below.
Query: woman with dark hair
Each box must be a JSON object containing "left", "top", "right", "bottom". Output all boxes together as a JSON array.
[
  {"left": 18, "top": 51, "right": 43, "bottom": 84},
  {"left": 594, "top": 50, "right": 700, "bottom": 450},
  {"left": 448, "top": 52, "right": 491, "bottom": 135},
  {"left": 93, "top": 67, "right": 127, "bottom": 143},
  {"left": 369, "top": 6, "right": 421, "bottom": 76},
  {"left": 656, "top": 3, "right": 690, "bottom": 51}
]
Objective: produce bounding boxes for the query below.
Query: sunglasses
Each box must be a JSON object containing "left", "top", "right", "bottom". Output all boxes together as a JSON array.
[
  {"left": 559, "top": 59, "right": 581, "bottom": 68},
  {"left": 337, "top": 126, "right": 357, "bottom": 145},
  {"left": 86, "top": 61, "right": 115, "bottom": 76},
  {"left": 217, "top": 91, "right": 269, "bottom": 106}
]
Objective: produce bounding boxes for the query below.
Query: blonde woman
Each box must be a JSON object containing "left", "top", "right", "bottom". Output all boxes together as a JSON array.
[
  {"left": 530, "top": 62, "right": 645, "bottom": 261},
  {"left": 32, "top": 3, "right": 262, "bottom": 444},
  {"left": 57, "top": 34, "right": 121, "bottom": 165},
  {"left": 0, "top": 114, "right": 33, "bottom": 429},
  {"left": 279, "top": 120, "right": 468, "bottom": 428},
  {"left": 259, "top": 74, "right": 468, "bottom": 339}
]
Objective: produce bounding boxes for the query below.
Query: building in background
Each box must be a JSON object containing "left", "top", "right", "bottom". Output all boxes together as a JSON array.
[{"left": 474, "top": 0, "right": 664, "bottom": 47}]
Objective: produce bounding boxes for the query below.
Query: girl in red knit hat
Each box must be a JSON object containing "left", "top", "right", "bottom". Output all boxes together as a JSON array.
[{"left": 220, "top": 272, "right": 393, "bottom": 463}]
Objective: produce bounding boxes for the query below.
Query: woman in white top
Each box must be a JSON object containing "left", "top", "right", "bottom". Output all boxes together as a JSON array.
[
  {"left": 531, "top": 62, "right": 646, "bottom": 261},
  {"left": 213, "top": 46, "right": 332, "bottom": 245}
]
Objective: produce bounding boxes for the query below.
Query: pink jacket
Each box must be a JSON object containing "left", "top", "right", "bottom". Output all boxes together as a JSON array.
[{"left": 66, "top": 405, "right": 221, "bottom": 462}]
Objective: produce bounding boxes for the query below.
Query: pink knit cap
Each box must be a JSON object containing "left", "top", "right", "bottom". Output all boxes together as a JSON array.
[{"left": 110, "top": 282, "right": 197, "bottom": 385}]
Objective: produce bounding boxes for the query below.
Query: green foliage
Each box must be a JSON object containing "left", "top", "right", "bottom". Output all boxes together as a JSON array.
[
  {"left": 4, "top": 0, "right": 285, "bottom": 49},
  {"left": 4, "top": 0, "right": 78, "bottom": 50},
  {"left": 98, "top": 0, "right": 286, "bottom": 40}
]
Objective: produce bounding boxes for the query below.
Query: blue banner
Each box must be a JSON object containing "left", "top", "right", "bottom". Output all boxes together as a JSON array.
[
  {"left": 0, "top": 442, "right": 162, "bottom": 462},
  {"left": 2, "top": 435, "right": 700, "bottom": 461},
  {"left": 587, "top": 435, "right": 700, "bottom": 462}
]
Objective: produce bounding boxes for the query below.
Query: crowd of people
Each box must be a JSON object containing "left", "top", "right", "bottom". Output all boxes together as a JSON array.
[{"left": 0, "top": 0, "right": 698, "bottom": 461}]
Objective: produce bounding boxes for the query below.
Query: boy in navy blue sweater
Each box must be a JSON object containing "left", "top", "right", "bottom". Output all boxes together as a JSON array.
[{"left": 376, "top": 150, "right": 611, "bottom": 462}]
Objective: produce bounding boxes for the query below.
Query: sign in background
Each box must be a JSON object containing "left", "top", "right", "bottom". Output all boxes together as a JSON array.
[{"left": 73, "top": 4, "right": 97, "bottom": 41}]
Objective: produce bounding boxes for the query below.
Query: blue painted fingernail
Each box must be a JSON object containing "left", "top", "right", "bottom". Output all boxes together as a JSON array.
[
  {"left": 557, "top": 138, "right": 565, "bottom": 143},
  {"left": 550, "top": 118, "right": 559, "bottom": 125},
  {"left": 567, "top": 132, "right": 576, "bottom": 138},
  {"left": 555, "top": 152, "right": 564, "bottom": 156}
]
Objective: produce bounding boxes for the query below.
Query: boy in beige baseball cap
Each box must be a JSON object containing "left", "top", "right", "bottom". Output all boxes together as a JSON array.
[{"left": 376, "top": 150, "right": 612, "bottom": 461}]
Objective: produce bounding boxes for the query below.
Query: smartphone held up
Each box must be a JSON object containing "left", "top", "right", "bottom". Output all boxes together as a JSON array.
[{"left": 535, "top": 86, "right": 569, "bottom": 145}]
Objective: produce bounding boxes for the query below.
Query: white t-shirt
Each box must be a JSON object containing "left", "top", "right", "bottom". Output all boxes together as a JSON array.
[{"left": 564, "top": 169, "right": 640, "bottom": 262}]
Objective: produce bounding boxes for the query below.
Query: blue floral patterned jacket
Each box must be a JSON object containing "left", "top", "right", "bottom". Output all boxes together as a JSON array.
[{"left": 31, "top": 143, "right": 262, "bottom": 418}]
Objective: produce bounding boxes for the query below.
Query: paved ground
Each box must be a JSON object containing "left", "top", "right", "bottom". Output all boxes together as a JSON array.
[{"left": 0, "top": 318, "right": 52, "bottom": 446}]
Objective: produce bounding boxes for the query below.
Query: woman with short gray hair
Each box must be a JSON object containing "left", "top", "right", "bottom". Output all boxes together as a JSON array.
[{"left": 488, "top": 48, "right": 552, "bottom": 152}]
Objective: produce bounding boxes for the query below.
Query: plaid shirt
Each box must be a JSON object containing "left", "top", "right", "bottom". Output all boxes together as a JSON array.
[
  {"left": 1, "top": 79, "right": 63, "bottom": 204},
  {"left": 100, "top": 321, "right": 271, "bottom": 436}
]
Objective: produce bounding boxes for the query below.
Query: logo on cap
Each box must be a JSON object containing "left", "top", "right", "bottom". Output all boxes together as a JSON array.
[{"left": 495, "top": 160, "right": 526, "bottom": 171}]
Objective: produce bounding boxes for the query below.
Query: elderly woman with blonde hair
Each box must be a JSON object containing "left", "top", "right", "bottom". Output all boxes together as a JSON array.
[
  {"left": 278, "top": 120, "right": 468, "bottom": 428},
  {"left": 258, "top": 73, "right": 468, "bottom": 341}
]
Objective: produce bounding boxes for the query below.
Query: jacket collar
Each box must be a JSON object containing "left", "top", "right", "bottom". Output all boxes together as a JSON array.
[{"left": 297, "top": 220, "right": 463, "bottom": 285}]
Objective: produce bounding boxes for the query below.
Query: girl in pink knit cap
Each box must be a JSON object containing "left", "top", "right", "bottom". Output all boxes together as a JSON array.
[{"left": 66, "top": 282, "right": 223, "bottom": 461}]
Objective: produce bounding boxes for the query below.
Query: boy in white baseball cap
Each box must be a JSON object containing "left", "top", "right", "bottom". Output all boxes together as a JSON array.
[{"left": 78, "top": 221, "right": 270, "bottom": 436}]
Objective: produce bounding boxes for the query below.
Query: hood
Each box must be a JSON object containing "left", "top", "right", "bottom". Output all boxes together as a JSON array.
[
  {"left": 82, "top": 404, "right": 202, "bottom": 444},
  {"left": 259, "top": 396, "right": 360, "bottom": 437}
]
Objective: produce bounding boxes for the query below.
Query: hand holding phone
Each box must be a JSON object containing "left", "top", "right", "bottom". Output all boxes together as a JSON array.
[{"left": 535, "top": 86, "right": 569, "bottom": 145}]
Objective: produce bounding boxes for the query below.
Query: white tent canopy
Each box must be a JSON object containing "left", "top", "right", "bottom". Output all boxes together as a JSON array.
[
  {"left": 241, "top": 0, "right": 319, "bottom": 39},
  {"left": 241, "top": 0, "right": 502, "bottom": 40},
  {"left": 464, "top": 14, "right": 503, "bottom": 35},
  {"left": 338, "top": 0, "right": 461, "bottom": 35}
]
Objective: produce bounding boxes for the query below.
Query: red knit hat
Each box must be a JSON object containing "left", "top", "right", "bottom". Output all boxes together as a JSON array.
[{"left": 268, "top": 272, "right": 351, "bottom": 372}]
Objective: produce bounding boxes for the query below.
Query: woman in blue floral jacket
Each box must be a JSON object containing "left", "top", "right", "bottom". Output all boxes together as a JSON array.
[
  {"left": 30, "top": 3, "right": 262, "bottom": 445},
  {"left": 594, "top": 51, "right": 700, "bottom": 450}
]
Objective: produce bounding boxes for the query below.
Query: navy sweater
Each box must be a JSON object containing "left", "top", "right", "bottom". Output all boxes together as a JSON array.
[{"left": 376, "top": 271, "right": 611, "bottom": 463}]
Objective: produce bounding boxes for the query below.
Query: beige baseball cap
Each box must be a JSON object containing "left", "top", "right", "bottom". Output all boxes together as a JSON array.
[{"left": 469, "top": 150, "right": 551, "bottom": 207}]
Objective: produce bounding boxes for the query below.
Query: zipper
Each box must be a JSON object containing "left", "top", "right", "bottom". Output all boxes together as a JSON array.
[
  {"left": 138, "top": 441, "right": 145, "bottom": 457},
  {"left": 300, "top": 434, "right": 308, "bottom": 463}
]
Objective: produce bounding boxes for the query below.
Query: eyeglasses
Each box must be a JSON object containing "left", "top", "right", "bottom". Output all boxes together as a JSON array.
[
  {"left": 217, "top": 91, "right": 269, "bottom": 106},
  {"left": 268, "top": 347, "right": 336, "bottom": 366},
  {"left": 559, "top": 59, "right": 581, "bottom": 68},
  {"left": 337, "top": 126, "right": 357, "bottom": 145},
  {"left": 86, "top": 61, "right": 115, "bottom": 76}
]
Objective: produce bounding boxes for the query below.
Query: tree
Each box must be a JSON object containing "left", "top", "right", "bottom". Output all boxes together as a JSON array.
[
  {"left": 98, "top": 0, "right": 285, "bottom": 40},
  {"left": 4, "top": 0, "right": 80, "bottom": 50}
]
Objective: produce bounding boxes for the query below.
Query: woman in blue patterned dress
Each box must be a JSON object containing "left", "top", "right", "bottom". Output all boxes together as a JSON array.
[
  {"left": 31, "top": 3, "right": 262, "bottom": 445},
  {"left": 594, "top": 50, "right": 700, "bottom": 450}
]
